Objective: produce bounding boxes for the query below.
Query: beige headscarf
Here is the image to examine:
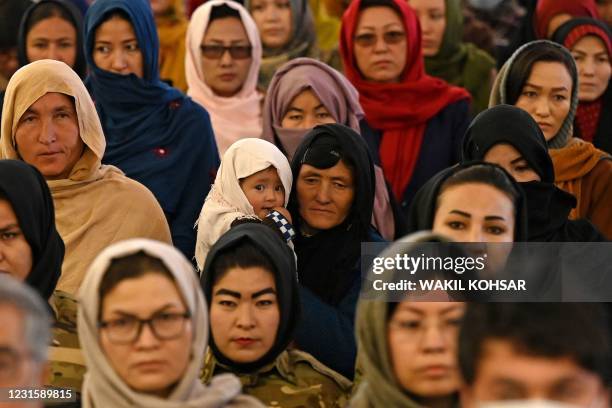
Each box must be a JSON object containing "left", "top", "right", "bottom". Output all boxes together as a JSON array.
[
  {"left": 0, "top": 59, "right": 172, "bottom": 294},
  {"left": 77, "top": 238, "right": 264, "bottom": 408},
  {"left": 194, "top": 138, "right": 292, "bottom": 271},
  {"left": 186, "top": 0, "right": 263, "bottom": 156}
]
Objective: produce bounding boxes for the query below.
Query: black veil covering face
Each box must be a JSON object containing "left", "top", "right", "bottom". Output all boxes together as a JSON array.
[
  {"left": 17, "top": 0, "right": 87, "bottom": 78},
  {"left": 0, "top": 160, "right": 64, "bottom": 300},
  {"left": 288, "top": 123, "right": 376, "bottom": 305},
  {"left": 463, "top": 104, "right": 605, "bottom": 242},
  {"left": 201, "top": 223, "right": 300, "bottom": 373}
]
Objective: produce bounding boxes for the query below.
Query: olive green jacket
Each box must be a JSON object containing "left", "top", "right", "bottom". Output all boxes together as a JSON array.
[{"left": 201, "top": 348, "right": 351, "bottom": 407}]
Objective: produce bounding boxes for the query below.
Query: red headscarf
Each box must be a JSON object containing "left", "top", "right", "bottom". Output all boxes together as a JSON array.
[
  {"left": 535, "top": 0, "right": 599, "bottom": 39},
  {"left": 562, "top": 21, "right": 611, "bottom": 142},
  {"left": 339, "top": 0, "right": 470, "bottom": 200}
]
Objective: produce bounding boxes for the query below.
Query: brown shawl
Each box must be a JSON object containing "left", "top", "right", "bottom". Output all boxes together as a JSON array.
[{"left": 1, "top": 60, "right": 172, "bottom": 293}]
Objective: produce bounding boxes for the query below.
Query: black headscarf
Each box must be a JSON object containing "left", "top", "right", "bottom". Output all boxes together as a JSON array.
[
  {"left": 289, "top": 124, "right": 375, "bottom": 305},
  {"left": 462, "top": 105, "right": 605, "bottom": 242},
  {"left": 201, "top": 223, "right": 300, "bottom": 373},
  {"left": 405, "top": 161, "right": 529, "bottom": 242},
  {"left": 0, "top": 160, "right": 64, "bottom": 300},
  {"left": 552, "top": 18, "right": 612, "bottom": 155},
  {"left": 17, "top": 0, "right": 86, "bottom": 79}
]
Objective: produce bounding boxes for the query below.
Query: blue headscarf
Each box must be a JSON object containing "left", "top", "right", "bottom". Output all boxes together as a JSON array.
[{"left": 84, "top": 0, "right": 219, "bottom": 259}]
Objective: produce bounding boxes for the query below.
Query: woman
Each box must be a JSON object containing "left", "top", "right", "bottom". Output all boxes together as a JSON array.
[
  {"left": 534, "top": 0, "right": 599, "bottom": 39},
  {"left": 339, "top": 0, "right": 471, "bottom": 214},
  {"left": 84, "top": 0, "right": 219, "bottom": 259},
  {"left": 0, "top": 59, "right": 171, "bottom": 294},
  {"left": 152, "top": 0, "right": 188, "bottom": 92},
  {"left": 0, "top": 159, "right": 86, "bottom": 396},
  {"left": 406, "top": 162, "right": 527, "bottom": 243},
  {"left": 186, "top": 0, "right": 263, "bottom": 155},
  {"left": 18, "top": 0, "right": 86, "bottom": 78},
  {"left": 463, "top": 104, "right": 605, "bottom": 242},
  {"left": 351, "top": 232, "right": 466, "bottom": 408},
  {"left": 244, "top": 0, "right": 320, "bottom": 88},
  {"left": 490, "top": 40, "right": 612, "bottom": 239},
  {"left": 288, "top": 123, "right": 382, "bottom": 379},
  {"left": 262, "top": 57, "right": 398, "bottom": 239},
  {"left": 201, "top": 222, "right": 351, "bottom": 407},
  {"left": 553, "top": 18, "right": 612, "bottom": 154},
  {"left": 77, "top": 238, "right": 263, "bottom": 407},
  {"left": 0, "top": 0, "right": 86, "bottom": 118},
  {"left": 0, "top": 159, "right": 64, "bottom": 301},
  {"left": 408, "top": 0, "right": 496, "bottom": 115}
]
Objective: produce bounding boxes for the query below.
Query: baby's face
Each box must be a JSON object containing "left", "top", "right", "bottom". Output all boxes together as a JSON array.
[{"left": 240, "top": 166, "right": 285, "bottom": 219}]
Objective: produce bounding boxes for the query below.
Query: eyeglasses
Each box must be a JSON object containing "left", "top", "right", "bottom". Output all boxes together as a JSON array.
[
  {"left": 200, "top": 45, "right": 252, "bottom": 60},
  {"left": 99, "top": 312, "right": 191, "bottom": 344},
  {"left": 354, "top": 31, "right": 405, "bottom": 47}
]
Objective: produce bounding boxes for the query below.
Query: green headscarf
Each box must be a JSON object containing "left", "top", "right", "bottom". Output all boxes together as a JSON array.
[{"left": 424, "top": 0, "right": 496, "bottom": 115}]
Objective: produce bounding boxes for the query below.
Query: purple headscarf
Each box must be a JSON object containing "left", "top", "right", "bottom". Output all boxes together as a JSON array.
[{"left": 262, "top": 58, "right": 364, "bottom": 161}]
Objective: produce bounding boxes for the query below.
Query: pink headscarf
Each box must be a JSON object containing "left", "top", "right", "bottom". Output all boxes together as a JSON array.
[{"left": 186, "top": 0, "right": 263, "bottom": 155}]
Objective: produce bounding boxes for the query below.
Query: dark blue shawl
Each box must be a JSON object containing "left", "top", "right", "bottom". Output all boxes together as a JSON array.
[{"left": 84, "top": 0, "right": 219, "bottom": 259}]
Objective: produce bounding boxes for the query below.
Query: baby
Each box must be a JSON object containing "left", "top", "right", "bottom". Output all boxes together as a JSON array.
[{"left": 195, "top": 138, "right": 293, "bottom": 271}]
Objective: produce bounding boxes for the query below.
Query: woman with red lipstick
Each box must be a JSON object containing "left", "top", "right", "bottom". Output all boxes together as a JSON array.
[
  {"left": 339, "top": 0, "right": 471, "bottom": 217},
  {"left": 490, "top": 40, "right": 612, "bottom": 239},
  {"left": 201, "top": 222, "right": 351, "bottom": 407},
  {"left": 186, "top": 0, "right": 263, "bottom": 156},
  {"left": 553, "top": 18, "right": 612, "bottom": 154},
  {"left": 77, "top": 238, "right": 263, "bottom": 408}
]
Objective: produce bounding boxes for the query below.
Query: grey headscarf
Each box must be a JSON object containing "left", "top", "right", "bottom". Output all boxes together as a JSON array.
[{"left": 489, "top": 40, "right": 579, "bottom": 149}]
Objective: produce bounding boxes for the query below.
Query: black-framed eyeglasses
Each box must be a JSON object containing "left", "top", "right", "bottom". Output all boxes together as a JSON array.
[
  {"left": 354, "top": 31, "right": 406, "bottom": 47},
  {"left": 98, "top": 312, "right": 191, "bottom": 344},
  {"left": 200, "top": 45, "right": 252, "bottom": 60}
]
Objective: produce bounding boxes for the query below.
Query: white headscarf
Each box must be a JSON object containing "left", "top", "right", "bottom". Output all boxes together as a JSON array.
[
  {"left": 77, "top": 238, "right": 264, "bottom": 408},
  {"left": 194, "top": 138, "right": 292, "bottom": 271},
  {"left": 186, "top": 0, "right": 263, "bottom": 156}
]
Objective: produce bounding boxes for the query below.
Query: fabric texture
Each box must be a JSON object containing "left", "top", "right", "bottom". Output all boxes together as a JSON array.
[
  {"left": 202, "top": 222, "right": 300, "bottom": 372},
  {"left": 77, "top": 238, "right": 263, "bottom": 408},
  {"left": 405, "top": 161, "right": 529, "bottom": 242},
  {"left": 489, "top": 40, "right": 579, "bottom": 150},
  {"left": 202, "top": 348, "right": 351, "bottom": 407},
  {"left": 244, "top": 0, "right": 319, "bottom": 88},
  {"left": 84, "top": 0, "right": 220, "bottom": 259},
  {"left": 195, "top": 138, "right": 292, "bottom": 271},
  {"left": 462, "top": 104, "right": 605, "bottom": 242},
  {"left": 186, "top": 0, "right": 263, "bottom": 156},
  {"left": 0, "top": 59, "right": 172, "bottom": 294},
  {"left": 261, "top": 57, "right": 396, "bottom": 239},
  {"left": 552, "top": 18, "right": 612, "bottom": 154},
  {"left": 534, "top": 0, "right": 599, "bottom": 39},
  {"left": 424, "top": 0, "right": 496, "bottom": 115},
  {"left": 339, "top": 0, "right": 470, "bottom": 201},
  {"left": 17, "top": 0, "right": 87, "bottom": 78},
  {"left": 0, "top": 160, "right": 64, "bottom": 300},
  {"left": 155, "top": 0, "right": 189, "bottom": 91}
]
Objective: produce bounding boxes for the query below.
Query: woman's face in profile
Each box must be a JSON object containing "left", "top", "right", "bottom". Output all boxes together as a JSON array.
[{"left": 0, "top": 199, "right": 32, "bottom": 282}]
